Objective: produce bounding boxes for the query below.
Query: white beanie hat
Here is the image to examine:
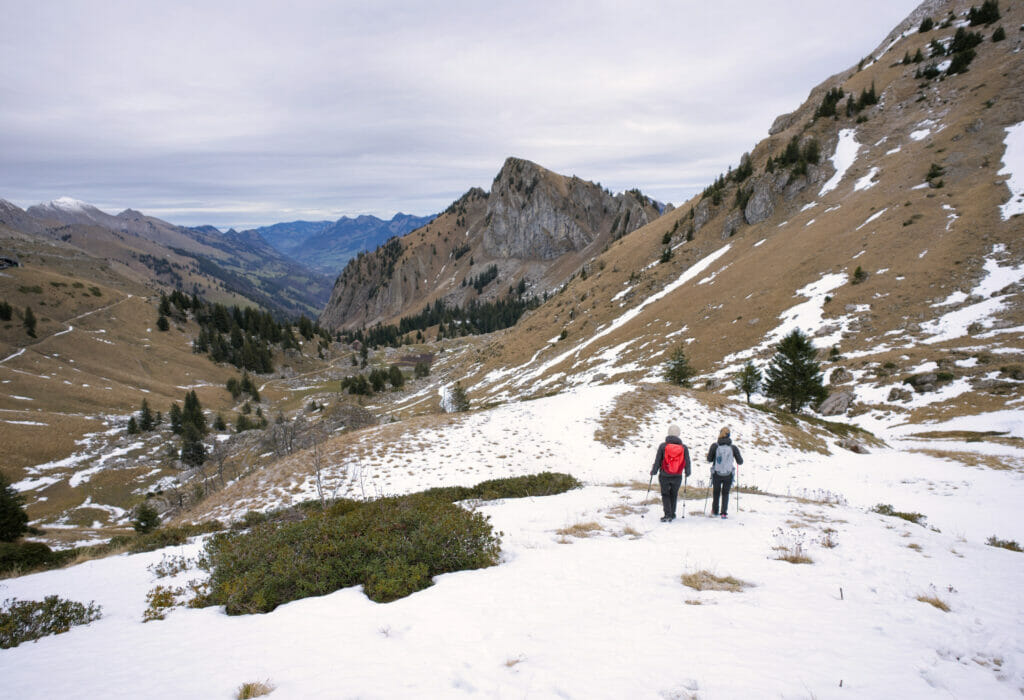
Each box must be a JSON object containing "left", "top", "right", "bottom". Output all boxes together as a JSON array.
[{"left": 668, "top": 424, "right": 681, "bottom": 437}]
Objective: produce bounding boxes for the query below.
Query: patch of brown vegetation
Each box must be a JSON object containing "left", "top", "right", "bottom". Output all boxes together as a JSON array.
[{"left": 680, "top": 570, "right": 753, "bottom": 592}]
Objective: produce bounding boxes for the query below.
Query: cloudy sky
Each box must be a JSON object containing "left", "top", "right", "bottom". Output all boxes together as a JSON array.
[{"left": 1, "top": 1, "right": 921, "bottom": 230}]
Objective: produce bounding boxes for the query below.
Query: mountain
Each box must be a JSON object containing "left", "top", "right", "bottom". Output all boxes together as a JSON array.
[
  {"left": 248, "top": 212, "right": 435, "bottom": 275},
  {"left": 320, "top": 157, "right": 664, "bottom": 330},
  {"left": 3, "top": 198, "right": 333, "bottom": 318}
]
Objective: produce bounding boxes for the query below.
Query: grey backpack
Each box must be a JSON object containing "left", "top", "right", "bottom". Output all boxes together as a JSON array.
[{"left": 713, "top": 444, "right": 735, "bottom": 476}]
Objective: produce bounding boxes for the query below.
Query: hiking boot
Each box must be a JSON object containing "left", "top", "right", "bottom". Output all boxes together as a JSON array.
[
  {"left": 721, "top": 513, "right": 728, "bottom": 519},
  {"left": 660, "top": 516, "right": 669, "bottom": 522}
]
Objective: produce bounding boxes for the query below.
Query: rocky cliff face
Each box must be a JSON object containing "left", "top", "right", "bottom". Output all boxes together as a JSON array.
[{"left": 319, "top": 157, "right": 662, "bottom": 330}]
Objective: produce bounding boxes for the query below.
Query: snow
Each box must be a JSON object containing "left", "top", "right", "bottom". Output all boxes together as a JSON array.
[
  {"left": 3, "top": 386, "right": 1024, "bottom": 699},
  {"left": 48, "top": 196, "right": 90, "bottom": 211},
  {"left": 920, "top": 244, "right": 1024, "bottom": 344},
  {"left": 819, "top": 129, "right": 859, "bottom": 196},
  {"left": 856, "top": 207, "right": 888, "bottom": 230},
  {"left": 854, "top": 166, "right": 880, "bottom": 191},
  {"left": 998, "top": 120, "right": 1024, "bottom": 220},
  {"left": 910, "top": 128, "right": 931, "bottom": 141},
  {"left": 886, "top": 146, "right": 902, "bottom": 156}
]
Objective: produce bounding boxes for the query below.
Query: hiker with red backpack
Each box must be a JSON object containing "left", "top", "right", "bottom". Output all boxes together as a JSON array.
[
  {"left": 650, "top": 424, "right": 691, "bottom": 522},
  {"left": 706, "top": 426, "right": 743, "bottom": 519}
]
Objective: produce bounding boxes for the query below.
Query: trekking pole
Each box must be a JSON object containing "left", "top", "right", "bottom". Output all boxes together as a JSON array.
[
  {"left": 681, "top": 474, "right": 687, "bottom": 519},
  {"left": 736, "top": 465, "right": 740, "bottom": 512},
  {"left": 703, "top": 473, "right": 711, "bottom": 515},
  {"left": 642, "top": 474, "right": 653, "bottom": 519}
]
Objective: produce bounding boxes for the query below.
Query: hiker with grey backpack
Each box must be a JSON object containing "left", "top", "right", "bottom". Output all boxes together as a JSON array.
[{"left": 706, "top": 427, "right": 743, "bottom": 519}]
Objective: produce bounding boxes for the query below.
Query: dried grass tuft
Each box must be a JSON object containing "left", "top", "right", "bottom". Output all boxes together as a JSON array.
[{"left": 680, "top": 570, "right": 753, "bottom": 592}]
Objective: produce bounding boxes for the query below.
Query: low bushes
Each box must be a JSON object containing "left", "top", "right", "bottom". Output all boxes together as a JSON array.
[
  {"left": 871, "top": 503, "right": 926, "bottom": 525},
  {"left": 204, "top": 494, "right": 501, "bottom": 613},
  {"left": 0, "top": 596, "right": 102, "bottom": 649},
  {"left": 207, "top": 472, "right": 581, "bottom": 614}
]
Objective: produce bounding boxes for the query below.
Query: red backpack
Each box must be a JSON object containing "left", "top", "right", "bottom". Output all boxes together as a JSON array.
[{"left": 661, "top": 443, "right": 686, "bottom": 475}]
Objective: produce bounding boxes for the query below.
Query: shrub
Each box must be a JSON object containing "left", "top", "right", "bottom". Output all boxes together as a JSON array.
[
  {"left": 133, "top": 502, "right": 161, "bottom": 534},
  {"left": 0, "top": 541, "right": 67, "bottom": 574},
  {"left": 203, "top": 494, "right": 501, "bottom": 613},
  {"left": 986, "top": 536, "right": 1022, "bottom": 552},
  {"left": 946, "top": 48, "right": 977, "bottom": 75},
  {"left": 992, "top": 26, "right": 1005, "bottom": 41},
  {"left": 919, "top": 16, "right": 934, "bottom": 32},
  {"left": 663, "top": 346, "right": 695, "bottom": 387},
  {"left": 0, "top": 596, "right": 102, "bottom": 648},
  {"left": 872, "top": 503, "right": 926, "bottom": 525}
]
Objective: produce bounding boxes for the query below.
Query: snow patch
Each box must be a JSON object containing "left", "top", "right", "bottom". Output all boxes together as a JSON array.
[
  {"left": 819, "top": 129, "right": 859, "bottom": 196},
  {"left": 854, "top": 166, "right": 880, "bottom": 191},
  {"left": 998, "top": 120, "right": 1024, "bottom": 220}
]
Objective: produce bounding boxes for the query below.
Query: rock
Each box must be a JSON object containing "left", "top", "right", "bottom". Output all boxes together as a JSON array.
[
  {"left": 837, "top": 437, "right": 870, "bottom": 454},
  {"left": 819, "top": 390, "right": 855, "bottom": 416},
  {"left": 704, "top": 378, "right": 723, "bottom": 391},
  {"left": 769, "top": 110, "right": 797, "bottom": 135},
  {"left": 829, "top": 368, "right": 853, "bottom": 385},
  {"left": 722, "top": 211, "right": 743, "bottom": 239},
  {"left": 784, "top": 176, "right": 808, "bottom": 200},
  {"left": 693, "top": 199, "right": 711, "bottom": 233},
  {"left": 907, "top": 373, "right": 938, "bottom": 393},
  {"left": 744, "top": 177, "right": 775, "bottom": 225},
  {"left": 966, "top": 118, "right": 984, "bottom": 133},
  {"left": 887, "top": 387, "right": 913, "bottom": 402}
]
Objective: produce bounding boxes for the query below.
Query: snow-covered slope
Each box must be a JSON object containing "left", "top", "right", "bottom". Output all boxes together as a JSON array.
[{"left": 3, "top": 383, "right": 1023, "bottom": 698}]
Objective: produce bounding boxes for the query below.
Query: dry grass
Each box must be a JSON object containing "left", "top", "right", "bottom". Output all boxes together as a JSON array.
[
  {"left": 504, "top": 656, "right": 525, "bottom": 668},
  {"left": 907, "top": 542, "right": 923, "bottom": 552},
  {"left": 910, "top": 448, "right": 1022, "bottom": 472},
  {"left": 916, "top": 594, "right": 950, "bottom": 612},
  {"left": 684, "top": 599, "right": 703, "bottom": 605},
  {"left": 556, "top": 521, "right": 604, "bottom": 538},
  {"left": 680, "top": 570, "right": 753, "bottom": 592},
  {"left": 593, "top": 383, "right": 690, "bottom": 448},
  {"left": 237, "top": 680, "right": 275, "bottom": 699}
]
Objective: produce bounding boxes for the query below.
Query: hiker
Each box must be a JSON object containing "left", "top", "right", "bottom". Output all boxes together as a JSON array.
[
  {"left": 650, "top": 424, "right": 691, "bottom": 522},
  {"left": 707, "top": 427, "right": 743, "bottom": 518}
]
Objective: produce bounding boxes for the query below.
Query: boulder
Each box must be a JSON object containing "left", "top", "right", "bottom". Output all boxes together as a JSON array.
[
  {"left": 829, "top": 367, "right": 853, "bottom": 385},
  {"left": 887, "top": 387, "right": 913, "bottom": 402},
  {"left": 837, "top": 438, "right": 870, "bottom": 454},
  {"left": 722, "top": 210, "right": 743, "bottom": 239},
  {"left": 818, "top": 390, "right": 855, "bottom": 416}
]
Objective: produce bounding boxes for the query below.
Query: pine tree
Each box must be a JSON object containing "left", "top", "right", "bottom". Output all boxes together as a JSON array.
[
  {"left": 734, "top": 361, "right": 762, "bottom": 404},
  {"left": 132, "top": 502, "right": 161, "bottom": 534},
  {"left": 449, "top": 382, "right": 470, "bottom": 412},
  {"left": 156, "top": 315, "right": 170, "bottom": 331},
  {"left": 663, "top": 346, "right": 695, "bottom": 387},
  {"left": 138, "top": 399, "right": 155, "bottom": 432},
  {"left": 126, "top": 415, "right": 139, "bottom": 435},
  {"left": 169, "top": 403, "right": 183, "bottom": 434},
  {"left": 388, "top": 364, "right": 405, "bottom": 389},
  {"left": 180, "top": 424, "right": 206, "bottom": 466},
  {"left": 0, "top": 471, "right": 30, "bottom": 542},
  {"left": 23, "top": 306, "right": 36, "bottom": 338},
  {"left": 182, "top": 390, "right": 207, "bottom": 436},
  {"left": 763, "top": 329, "right": 828, "bottom": 413}
]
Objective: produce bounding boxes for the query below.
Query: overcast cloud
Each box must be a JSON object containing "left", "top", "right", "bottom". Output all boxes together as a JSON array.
[{"left": 0, "top": 0, "right": 921, "bottom": 229}]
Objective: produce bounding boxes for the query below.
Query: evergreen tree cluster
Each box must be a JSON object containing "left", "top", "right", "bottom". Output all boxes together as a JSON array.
[
  {"left": 843, "top": 83, "right": 878, "bottom": 118},
  {"left": 126, "top": 399, "right": 160, "bottom": 436},
  {"left": 767, "top": 135, "right": 821, "bottom": 177},
  {"left": 968, "top": 0, "right": 1000, "bottom": 26},
  {"left": 226, "top": 373, "right": 261, "bottom": 403},
  {"left": 463, "top": 264, "right": 499, "bottom": 292},
  {"left": 346, "top": 287, "right": 541, "bottom": 349},
  {"left": 814, "top": 87, "right": 845, "bottom": 119},
  {"left": 916, "top": 27, "right": 985, "bottom": 79},
  {"left": 339, "top": 364, "right": 408, "bottom": 395},
  {"left": 22, "top": 306, "right": 36, "bottom": 338}
]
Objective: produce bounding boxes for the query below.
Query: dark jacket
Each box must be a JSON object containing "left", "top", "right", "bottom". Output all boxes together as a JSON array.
[
  {"left": 706, "top": 436, "right": 743, "bottom": 466},
  {"left": 652, "top": 435, "right": 691, "bottom": 477}
]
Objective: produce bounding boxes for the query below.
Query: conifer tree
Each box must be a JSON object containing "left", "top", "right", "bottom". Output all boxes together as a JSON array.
[
  {"left": 389, "top": 364, "right": 405, "bottom": 389},
  {"left": 169, "top": 403, "right": 183, "bottom": 434},
  {"left": 156, "top": 315, "right": 170, "bottom": 331},
  {"left": 663, "top": 346, "right": 695, "bottom": 387},
  {"left": 126, "top": 416, "right": 139, "bottom": 435},
  {"left": 138, "top": 399, "right": 155, "bottom": 432},
  {"left": 734, "top": 361, "right": 762, "bottom": 404},
  {"left": 0, "top": 471, "right": 30, "bottom": 542},
  {"left": 763, "top": 329, "right": 828, "bottom": 413},
  {"left": 180, "top": 424, "right": 206, "bottom": 466},
  {"left": 132, "top": 502, "right": 161, "bottom": 534},
  {"left": 182, "top": 390, "right": 207, "bottom": 436},
  {"left": 23, "top": 306, "right": 36, "bottom": 338}
]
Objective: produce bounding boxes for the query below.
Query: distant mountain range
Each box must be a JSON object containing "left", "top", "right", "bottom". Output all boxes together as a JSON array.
[
  {"left": 245, "top": 212, "right": 435, "bottom": 275},
  {"left": 1, "top": 196, "right": 333, "bottom": 318}
]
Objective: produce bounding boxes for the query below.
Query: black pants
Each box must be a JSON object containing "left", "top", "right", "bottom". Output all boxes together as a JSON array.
[
  {"left": 712, "top": 472, "right": 733, "bottom": 515},
  {"left": 659, "top": 474, "right": 683, "bottom": 519}
]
